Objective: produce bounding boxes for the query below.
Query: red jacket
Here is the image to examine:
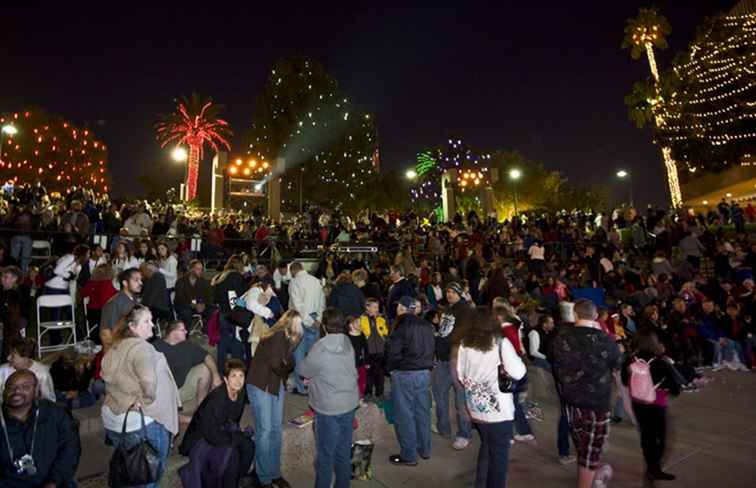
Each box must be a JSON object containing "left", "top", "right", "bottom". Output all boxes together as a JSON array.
[
  {"left": 501, "top": 324, "right": 523, "bottom": 356},
  {"left": 81, "top": 279, "right": 118, "bottom": 310}
]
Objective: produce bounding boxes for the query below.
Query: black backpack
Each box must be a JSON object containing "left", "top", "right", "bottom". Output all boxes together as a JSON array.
[{"left": 40, "top": 257, "right": 60, "bottom": 282}]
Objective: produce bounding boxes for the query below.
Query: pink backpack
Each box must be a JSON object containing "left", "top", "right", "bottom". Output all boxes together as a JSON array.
[{"left": 629, "top": 357, "right": 657, "bottom": 403}]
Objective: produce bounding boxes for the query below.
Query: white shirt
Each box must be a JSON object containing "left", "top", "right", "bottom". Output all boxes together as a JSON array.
[
  {"left": 0, "top": 362, "right": 56, "bottom": 403},
  {"left": 600, "top": 257, "right": 614, "bottom": 273},
  {"left": 528, "top": 244, "right": 545, "bottom": 260},
  {"left": 102, "top": 405, "right": 155, "bottom": 433},
  {"left": 45, "top": 254, "right": 81, "bottom": 291},
  {"left": 457, "top": 338, "right": 525, "bottom": 423},
  {"left": 528, "top": 329, "right": 547, "bottom": 360},
  {"left": 159, "top": 255, "right": 178, "bottom": 289},
  {"left": 289, "top": 270, "right": 326, "bottom": 327}
]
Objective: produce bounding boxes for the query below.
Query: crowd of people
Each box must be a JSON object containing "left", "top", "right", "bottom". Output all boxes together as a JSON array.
[{"left": 0, "top": 183, "right": 754, "bottom": 487}]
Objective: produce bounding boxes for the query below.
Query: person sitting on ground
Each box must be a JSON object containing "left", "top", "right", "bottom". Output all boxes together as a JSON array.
[
  {"left": 0, "top": 369, "right": 81, "bottom": 488},
  {"left": 0, "top": 337, "right": 56, "bottom": 403},
  {"left": 174, "top": 259, "right": 215, "bottom": 333},
  {"left": 297, "top": 307, "right": 359, "bottom": 488},
  {"left": 50, "top": 350, "right": 96, "bottom": 410},
  {"left": 153, "top": 320, "right": 222, "bottom": 421},
  {"left": 140, "top": 261, "right": 172, "bottom": 323},
  {"left": 99, "top": 268, "right": 142, "bottom": 351},
  {"left": 178, "top": 358, "right": 256, "bottom": 488}
]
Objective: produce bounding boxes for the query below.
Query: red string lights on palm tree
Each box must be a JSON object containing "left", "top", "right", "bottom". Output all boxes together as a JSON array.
[{"left": 156, "top": 93, "right": 232, "bottom": 201}]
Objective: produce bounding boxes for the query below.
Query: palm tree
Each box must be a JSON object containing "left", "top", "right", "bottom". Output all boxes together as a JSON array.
[
  {"left": 622, "top": 7, "right": 682, "bottom": 207},
  {"left": 156, "top": 94, "right": 232, "bottom": 201}
]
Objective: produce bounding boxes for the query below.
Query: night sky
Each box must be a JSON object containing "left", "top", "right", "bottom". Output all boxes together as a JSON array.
[{"left": 0, "top": 2, "right": 737, "bottom": 206}]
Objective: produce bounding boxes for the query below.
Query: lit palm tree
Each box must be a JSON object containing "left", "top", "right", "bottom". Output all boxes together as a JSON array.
[
  {"left": 622, "top": 7, "right": 682, "bottom": 207},
  {"left": 156, "top": 94, "right": 232, "bottom": 201}
]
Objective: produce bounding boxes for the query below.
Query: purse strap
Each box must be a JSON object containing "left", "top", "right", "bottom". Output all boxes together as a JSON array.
[{"left": 120, "top": 404, "right": 148, "bottom": 439}]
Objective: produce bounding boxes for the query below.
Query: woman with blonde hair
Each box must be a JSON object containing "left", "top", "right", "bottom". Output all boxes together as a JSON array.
[
  {"left": 246, "top": 310, "right": 304, "bottom": 488},
  {"left": 101, "top": 305, "right": 180, "bottom": 488}
]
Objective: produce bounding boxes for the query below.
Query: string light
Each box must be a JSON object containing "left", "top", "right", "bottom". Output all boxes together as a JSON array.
[{"left": 0, "top": 109, "right": 109, "bottom": 193}]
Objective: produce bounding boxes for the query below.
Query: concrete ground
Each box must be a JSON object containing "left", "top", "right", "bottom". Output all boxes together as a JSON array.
[{"left": 76, "top": 367, "right": 756, "bottom": 488}]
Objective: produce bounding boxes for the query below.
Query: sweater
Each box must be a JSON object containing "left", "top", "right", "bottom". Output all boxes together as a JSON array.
[
  {"left": 297, "top": 334, "right": 359, "bottom": 416},
  {"left": 247, "top": 331, "right": 295, "bottom": 396},
  {"left": 457, "top": 338, "right": 526, "bottom": 423},
  {"left": 101, "top": 337, "right": 180, "bottom": 435}
]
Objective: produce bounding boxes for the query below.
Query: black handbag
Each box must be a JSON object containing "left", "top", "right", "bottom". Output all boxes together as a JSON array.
[
  {"left": 498, "top": 338, "right": 516, "bottom": 393},
  {"left": 108, "top": 407, "right": 161, "bottom": 488}
]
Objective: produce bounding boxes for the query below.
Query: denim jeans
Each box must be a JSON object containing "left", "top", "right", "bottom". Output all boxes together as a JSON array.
[
  {"left": 474, "top": 420, "right": 513, "bottom": 488},
  {"left": 247, "top": 383, "right": 284, "bottom": 485},
  {"left": 390, "top": 369, "right": 432, "bottom": 462},
  {"left": 105, "top": 421, "right": 172, "bottom": 488},
  {"left": 10, "top": 235, "right": 32, "bottom": 272},
  {"left": 431, "top": 361, "right": 471, "bottom": 440},
  {"left": 292, "top": 325, "right": 319, "bottom": 393},
  {"left": 314, "top": 409, "right": 356, "bottom": 488},
  {"left": 217, "top": 315, "right": 247, "bottom": 370},
  {"left": 513, "top": 390, "right": 532, "bottom": 436}
]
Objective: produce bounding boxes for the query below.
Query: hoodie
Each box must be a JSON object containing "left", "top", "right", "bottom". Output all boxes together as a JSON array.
[{"left": 297, "top": 333, "right": 359, "bottom": 416}]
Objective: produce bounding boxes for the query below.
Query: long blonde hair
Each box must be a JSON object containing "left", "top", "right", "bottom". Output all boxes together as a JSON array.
[{"left": 262, "top": 310, "right": 304, "bottom": 344}]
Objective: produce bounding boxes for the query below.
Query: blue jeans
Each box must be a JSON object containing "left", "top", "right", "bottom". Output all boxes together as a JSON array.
[
  {"left": 314, "top": 409, "right": 355, "bottom": 488},
  {"left": 513, "top": 390, "right": 532, "bottom": 436},
  {"left": 292, "top": 325, "right": 319, "bottom": 393},
  {"left": 390, "top": 369, "right": 432, "bottom": 462},
  {"left": 217, "top": 315, "right": 247, "bottom": 370},
  {"left": 247, "top": 383, "right": 284, "bottom": 485},
  {"left": 10, "top": 235, "right": 32, "bottom": 272},
  {"left": 474, "top": 420, "right": 513, "bottom": 488},
  {"left": 557, "top": 402, "right": 571, "bottom": 457},
  {"left": 431, "top": 361, "right": 471, "bottom": 440},
  {"left": 105, "top": 421, "right": 172, "bottom": 488}
]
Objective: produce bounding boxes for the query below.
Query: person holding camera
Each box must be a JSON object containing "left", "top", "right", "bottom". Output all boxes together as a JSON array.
[{"left": 0, "top": 369, "right": 81, "bottom": 488}]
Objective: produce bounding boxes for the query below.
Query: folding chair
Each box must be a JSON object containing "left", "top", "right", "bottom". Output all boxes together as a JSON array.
[
  {"left": 83, "top": 296, "right": 99, "bottom": 341},
  {"left": 36, "top": 294, "right": 78, "bottom": 357},
  {"left": 31, "top": 240, "right": 52, "bottom": 262},
  {"left": 189, "top": 313, "right": 205, "bottom": 336}
]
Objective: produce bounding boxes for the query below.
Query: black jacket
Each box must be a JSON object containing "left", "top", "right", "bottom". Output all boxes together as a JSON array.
[
  {"left": 436, "top": 299, "right": 470, "bottom": 362},
  {"left": 179, "top": 385, "right": 247, "bottom": 456},
  {"left": 328, "top": 283, "right": 366, "bottom": 318},
  {"left": 213, "top": 271, "right": 248, "bottom": 314},
  {"left": 386, "top": 313, "right": 435, "bottom": 372},
  {"left": 0, "top": 400, "right": 81, "bottom": 488}
]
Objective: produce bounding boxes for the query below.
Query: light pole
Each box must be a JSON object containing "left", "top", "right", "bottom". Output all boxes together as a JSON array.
[
  {"left": 171, "top": 147, "right": 188, "bottom": 201},
  {"left": 1, "top": 125, "right": 18, "bottom": 165},
  {"left": 616, "top": 170, "right": 634, "bottom": 207},
  {"left": 509, "top": 168, "right": 522, "bottom": 217}
]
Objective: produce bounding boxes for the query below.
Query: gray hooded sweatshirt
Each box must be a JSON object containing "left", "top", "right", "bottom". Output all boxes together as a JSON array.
[{"left": 297, "top": 333, "right": 359, "bottom": 416}]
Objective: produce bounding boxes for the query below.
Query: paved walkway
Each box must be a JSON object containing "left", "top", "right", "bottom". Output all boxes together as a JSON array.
[{"left": 78, "top": 368, "right": 756, "bottom": 488}]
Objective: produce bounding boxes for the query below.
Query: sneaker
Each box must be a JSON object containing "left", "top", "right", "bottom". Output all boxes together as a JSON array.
[
  {"left": 648, "top": 470, "right": 676, "bottom": 481},
  {"left": 513, "top": 434, "right": 535, "bottom": 442},
  {"left": 712, "top": 363, "right": 724, "bottom": 372},
  {"left": 593, "top": 463, "right": 614, "bottom": 488},
  {"left": 558, "top": 455, "right": 577, "bottom": 465},
  {"left": 452, "top": 437, "right": 470, "bottom": 450},
  {"left": 389, "top": 455, "right": 418, "bottom": 466}
]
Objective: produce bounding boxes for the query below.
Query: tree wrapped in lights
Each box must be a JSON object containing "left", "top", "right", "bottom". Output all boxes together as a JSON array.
[
  {"left": 156, "top": 94, "right": 232, "bottom": 202},
  {"left": 246, "top": 57, "right": 378, "bottom": 210},
  {"left": 0, "top": 109, "right": 109, "bottom": 193},
  {"left": 653, "top": 9, "right": 756, "bottom": 176},
  {"left": 622, "top": 6, "right": 682, "bottom": 207},
  {"left": 411, "top": 138, "right": 492, "bottom": 205}
]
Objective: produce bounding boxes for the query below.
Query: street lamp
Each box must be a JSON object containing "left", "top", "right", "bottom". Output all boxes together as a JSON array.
[
  {"left": 405, "top": 169, "right": 417, "bottom": 180},
  {"left": 616, "top": 169, "right": 634, "bottom": 207},
  {"left": 172, "top": 147, "right": 188, "bottom": 162},
  {"left": 170, "top": 147, "right": 188, "bottom": 201},
  {"left": 0, "top": 125, "right": 18, "bottom": 166},
  {"left": 509, "top": 168, "right": 522, "bottom": 216}
]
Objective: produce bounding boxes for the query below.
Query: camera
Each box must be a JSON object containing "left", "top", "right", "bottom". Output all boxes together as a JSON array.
[{"left": 14, "top": 454, "right": 37, "bottom": 476}]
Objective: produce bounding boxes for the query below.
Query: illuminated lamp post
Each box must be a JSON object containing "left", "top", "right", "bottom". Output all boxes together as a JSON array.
[
  {"left": 616, "top": 170, "right": 634, "bottom": 207},
  {"left": 0, "top": 124, "right": 18, "bottom": 165},
  {"left": 509, "top": 168, "right": 522, "bottom": 216}
]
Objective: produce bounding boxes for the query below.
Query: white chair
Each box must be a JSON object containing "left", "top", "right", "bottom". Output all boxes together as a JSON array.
[
  {"left": 31, "top": 240, "right": 52, "bottom": 261},
  {"left": 82, "top": 296, "right": 98, "bottom": 340},
  {"left": 36, "top": 294, "right": 78, "bottom": 357}
]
